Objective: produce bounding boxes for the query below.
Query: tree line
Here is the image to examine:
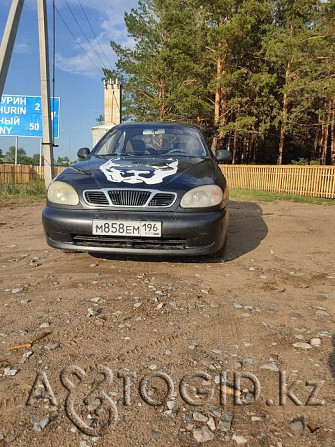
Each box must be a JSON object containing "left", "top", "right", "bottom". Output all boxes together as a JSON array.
[
  {"left": 104, "top": 0, "right": 334, "bottom": 164},
  {"left": 0, "top": 147, "right": 70, "bottom": 165}
]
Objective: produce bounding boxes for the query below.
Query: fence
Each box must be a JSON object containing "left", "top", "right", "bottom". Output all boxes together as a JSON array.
[
  {"left": 0, "top": 164, "right": 66, "bottom": 183},
  {"left": 1, "top": 163, "right": 334, "bottom": 199},
  {"left": 220, "top": 165, "right": 335, "bottom": 199}
]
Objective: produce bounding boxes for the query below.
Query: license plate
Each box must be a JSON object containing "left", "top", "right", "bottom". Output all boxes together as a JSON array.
[{"left": 92, "top": 220, "right": 162, "bottom": 237}]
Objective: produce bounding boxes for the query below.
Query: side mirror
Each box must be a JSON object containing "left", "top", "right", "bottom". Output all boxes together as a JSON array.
[
  {"left": 216, "top": 149, "right": 232, "bottom": 163},
  {"left": 77, "top": 147, "right": 91, "bottom": 160}
]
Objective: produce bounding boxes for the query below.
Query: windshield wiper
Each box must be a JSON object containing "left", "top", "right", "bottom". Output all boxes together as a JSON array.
[{"left": 96, "top": 153, "right": 137, "bottom": 158}]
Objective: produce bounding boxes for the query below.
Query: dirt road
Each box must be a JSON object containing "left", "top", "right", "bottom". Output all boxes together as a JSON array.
[{"left": 0, "top": 199, "right": 334, "bottom": 446}]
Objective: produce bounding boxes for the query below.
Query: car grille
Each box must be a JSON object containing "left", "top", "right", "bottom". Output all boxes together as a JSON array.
[
  {"left": 148, "top": 193, "right": 175, "bottom": 207},
  {"left": 83, "top": 189, "right": 176, "bottom": 208},
  {"left": 108, "top": 190, "right": 151, "bottom": 206},
  {"left": 72, "top": 235, "right": 187, "bottom": 250},
  {"left": 85, "top": 191, "right": 109, "bottom": 205}
]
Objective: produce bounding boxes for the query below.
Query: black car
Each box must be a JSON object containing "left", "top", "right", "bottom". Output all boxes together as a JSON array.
[{"left": 42, "top": 122, "right": 232, "bottom": 257}]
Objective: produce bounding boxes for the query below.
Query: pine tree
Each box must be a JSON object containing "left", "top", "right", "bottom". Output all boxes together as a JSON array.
[
  {"left": 262, "top": 0, "right": 333, "bottom": 164},
  {"left": 105, "top": 0, "right": 213, "bottom": 129},
  {"left": 106, "top": 0, "right": 334, "bottom": 164}
]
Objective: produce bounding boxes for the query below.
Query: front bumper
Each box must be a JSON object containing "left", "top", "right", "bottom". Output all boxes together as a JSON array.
[{"left": 42, "top": 206, "right": 229, "bottom": 256}]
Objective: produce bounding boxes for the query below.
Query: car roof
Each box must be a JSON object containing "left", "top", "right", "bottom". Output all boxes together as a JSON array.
[{"left": 114, "top": 122, "right": 200, "bottom": 130}]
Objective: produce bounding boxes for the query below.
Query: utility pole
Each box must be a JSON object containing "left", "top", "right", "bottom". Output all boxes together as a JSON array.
[
  {"left": 37, "top": 0, "right": 54, "bottom": 187},
  {"left": 0, "top": 0, "right": 24, "bottom": 100}
]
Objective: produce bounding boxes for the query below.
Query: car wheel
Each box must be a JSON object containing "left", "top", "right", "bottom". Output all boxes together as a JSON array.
[{"left": 211, "top": 236, "right": 227, "bottom": 260}]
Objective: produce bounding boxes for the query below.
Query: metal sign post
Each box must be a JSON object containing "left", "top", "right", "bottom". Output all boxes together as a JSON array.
[
  {"left": 39, "top": 138, "right": 42, "bottom": 167},
  {"left": 15, "top": 135, "right": 18, "bottom": 164}
]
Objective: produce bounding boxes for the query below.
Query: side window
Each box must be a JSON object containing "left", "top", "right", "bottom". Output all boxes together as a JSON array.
[{"left": 97, "top": 131, "right": 125, "bottom": 155}]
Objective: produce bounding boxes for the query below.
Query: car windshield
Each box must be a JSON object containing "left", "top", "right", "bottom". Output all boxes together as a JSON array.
[{"left": 93, "top": 124, "right": 208, "bottom": 158}]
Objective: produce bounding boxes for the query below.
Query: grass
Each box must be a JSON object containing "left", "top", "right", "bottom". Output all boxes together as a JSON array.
[
  {"left": 0, "top": 180, "right": 46, "bottom": 207},
  {"left": 230, "top": 188, "right": 335, "bottom": 205}
]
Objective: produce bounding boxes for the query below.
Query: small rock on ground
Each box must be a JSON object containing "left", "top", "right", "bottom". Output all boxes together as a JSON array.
[
  {"left": 12, "top": 287, "right": 24, "bottom": 294},
  {"left": 291, "top": 418, "right": 304, "bottom": 435},
  {"left": 310, "top": 338, "right": 321, "bottom": 347},
  {"left": 192, "top": 412, "right": 208, "bottom": 422},
  {"left": 4, "top": 367, "right": 19, "bottom": 376},
  {"left": 232, "top": 434, "right": 248, "bottom": 444},
  {"left": 218, "top": 412, "right": 233, "bottom": 432},
  {"left": 193, "top": 426, "right": 214, "bottom": 443},
  {"left": 293, "top": 342, "right": 311, "bottom": 350}
]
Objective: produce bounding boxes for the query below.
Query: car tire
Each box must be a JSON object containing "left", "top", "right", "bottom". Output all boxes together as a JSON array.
[{"left": 211, "top": 236, "right": 227, "bottom": 260}]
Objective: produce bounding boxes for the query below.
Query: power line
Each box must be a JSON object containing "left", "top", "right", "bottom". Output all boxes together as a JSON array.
[
  {"left": 51, "top": 0, "right": 56, "bottom": 144},
  {"left": 76, "top": 0, "right": 113, "bottom": 71},
  {"left": 53, "top": 3, "right": 103, "bottom": 75},
  {"left": 64, "top": 0, "right": 107, "bottom": 71}
]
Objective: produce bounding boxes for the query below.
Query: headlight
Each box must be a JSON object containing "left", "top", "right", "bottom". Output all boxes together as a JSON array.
[
  {"left": 47, "top": 181, "right": 79, "bottom": 205},
  {"left": 180, "top": 185, "right": 223, "bottom": 208}
]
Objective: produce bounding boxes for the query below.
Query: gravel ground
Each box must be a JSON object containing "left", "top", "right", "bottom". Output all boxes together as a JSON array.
[{"left": 0, "top": 199, "right": 335, "bottom": 446}]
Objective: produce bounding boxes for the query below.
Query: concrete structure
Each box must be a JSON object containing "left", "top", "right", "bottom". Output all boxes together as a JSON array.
[
  {"left": 92, "top": 79, "right": 122, "bottom": 146},
  {"left": 91, "top": 123, "right": 116, "bottom": 146},
  {"left": 104, "top": 78, "right": 122, "bottom": 125}
]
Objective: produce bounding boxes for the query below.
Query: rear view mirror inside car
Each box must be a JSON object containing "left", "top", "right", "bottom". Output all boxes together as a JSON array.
[{"left": 142, "top": 129, "right": 166, "bottom": 135}]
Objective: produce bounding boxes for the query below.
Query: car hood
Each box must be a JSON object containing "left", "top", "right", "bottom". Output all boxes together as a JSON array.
[{"left": 58, "top": 156, "right": 221, "bottom": 192}]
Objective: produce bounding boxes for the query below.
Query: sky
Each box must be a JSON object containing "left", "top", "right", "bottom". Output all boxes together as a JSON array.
[{"left": 0, "top": 0, "right": 138, "bottom": 161}]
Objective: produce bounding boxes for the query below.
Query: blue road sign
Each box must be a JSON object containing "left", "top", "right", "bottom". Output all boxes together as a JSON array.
[{"left": 0, "top": 94, "right": 60, "bottom": 138}]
